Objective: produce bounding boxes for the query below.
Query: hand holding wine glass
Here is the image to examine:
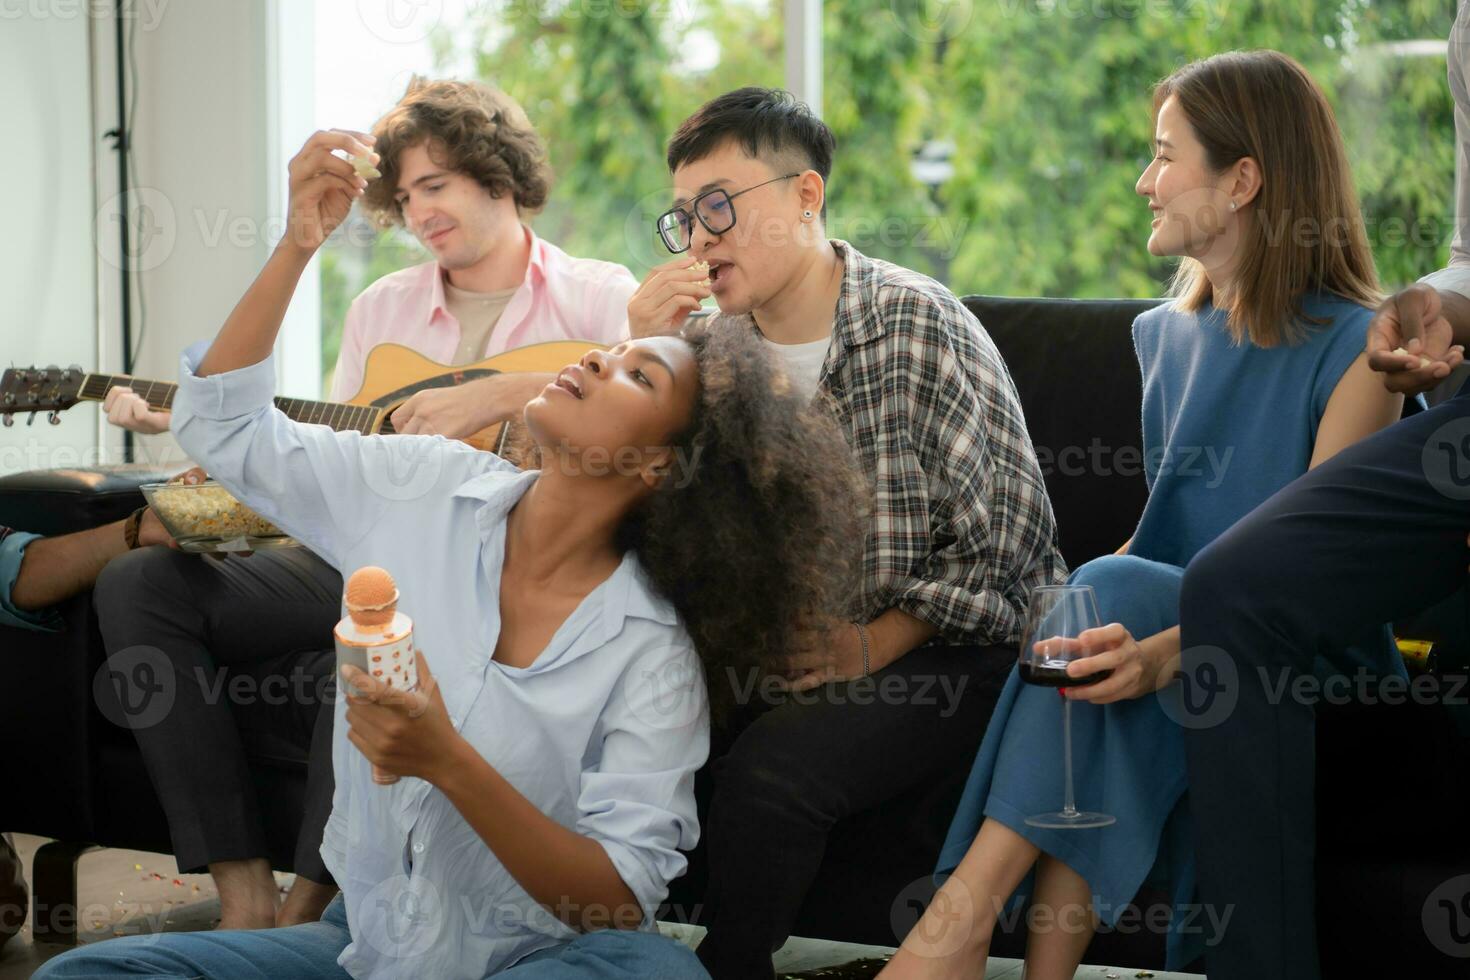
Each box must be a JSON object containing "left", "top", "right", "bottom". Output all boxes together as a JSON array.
[{"left": 1019, "top": 584, "right": 1115, "bottom": 830}]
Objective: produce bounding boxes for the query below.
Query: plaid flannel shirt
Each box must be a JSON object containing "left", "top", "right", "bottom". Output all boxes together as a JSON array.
[{"left": 719, "top": 241, "right": 1067, "bottom": 646}]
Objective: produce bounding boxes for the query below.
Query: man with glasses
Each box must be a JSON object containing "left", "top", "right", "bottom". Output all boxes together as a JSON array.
[{"left": 628, "top": 87, "right": 1067, "bottom": 979}]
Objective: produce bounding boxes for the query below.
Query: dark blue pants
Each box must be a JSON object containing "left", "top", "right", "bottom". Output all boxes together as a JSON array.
[{"left": 1179, "top": 386, "right": 1470, "bottom": 980}]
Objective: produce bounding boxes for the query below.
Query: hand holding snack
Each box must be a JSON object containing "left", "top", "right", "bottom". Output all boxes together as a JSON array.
[
  {"left": 627, "top": 256, "right": 712, "bottom": 337},
  {"left": 282, "top": 129, "right": 378, "bottom": 253},
  {"left": 135, "top": 507, "right": 177, "bottom": 549},
  {"left": 1366, "top": 283, "right": 1465, "bottom": 395}
]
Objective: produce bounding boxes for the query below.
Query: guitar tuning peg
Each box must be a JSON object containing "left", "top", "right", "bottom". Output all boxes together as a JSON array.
[
  {"left": 43, "top": 364, "right": 59, "bottom": 379},
  {"left": 26, "top": 411, "right": 36, "bottom": 426},
  {"left": 48, "top": 412, "right": 61, "bottom": 426},
  {"left": 1, "top": 414, "right": 12, "bottom": 428}
]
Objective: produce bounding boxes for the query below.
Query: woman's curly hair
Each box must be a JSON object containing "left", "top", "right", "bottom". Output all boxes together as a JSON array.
[
  {"left": 615, "top": 320, "right": 871, "bottom": 724},
  {"left": 362, "top": 77, "right": 552, "bottom": 228}
]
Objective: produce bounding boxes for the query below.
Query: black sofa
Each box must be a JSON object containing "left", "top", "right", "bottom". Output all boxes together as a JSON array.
[{"left": 4, "top": 296, "right": 1469, "bottom": 973}]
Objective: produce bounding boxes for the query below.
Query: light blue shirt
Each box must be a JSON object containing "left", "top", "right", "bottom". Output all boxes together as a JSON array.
[
  {"left": 171, "top": 341, "right": 709, "bottom": 980},
  {"left": 0, "top": 528, "right": 61, "bottom": 631}
]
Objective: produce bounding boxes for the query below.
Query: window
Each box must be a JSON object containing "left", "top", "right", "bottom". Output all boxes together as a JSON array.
[{"left": 822, "top": 1, "right": 1456, "bottom": 298}]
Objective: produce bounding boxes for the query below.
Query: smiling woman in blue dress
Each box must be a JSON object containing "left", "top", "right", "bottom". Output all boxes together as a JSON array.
[
  {"left": 881, "top": 50, "right": 1410, "bottom": 980},
  {"left": 34, "top": 129, "right": 868, "bottom": 980}
]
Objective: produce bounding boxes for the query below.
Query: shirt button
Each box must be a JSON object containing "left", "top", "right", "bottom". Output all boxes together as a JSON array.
[{"left": 412, "top": 841, "right": 425, "bottom": 855}]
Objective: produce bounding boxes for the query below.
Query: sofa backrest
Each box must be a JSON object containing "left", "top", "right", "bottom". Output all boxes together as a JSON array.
[{"left": 963, "top": 295, "right": 1162, "bottom": 571}]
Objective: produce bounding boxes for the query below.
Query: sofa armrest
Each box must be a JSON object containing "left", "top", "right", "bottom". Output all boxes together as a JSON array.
[{"left": 0, "top": 465, "right": 180, "bottom": 536}]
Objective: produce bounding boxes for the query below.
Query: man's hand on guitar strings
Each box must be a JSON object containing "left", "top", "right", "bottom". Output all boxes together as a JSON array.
[
  {"left": 103, "top": 386, "right": 171, "bottom": 435},
  {"left": 391, "top": 382, "right": 493, "bottom": 439}
]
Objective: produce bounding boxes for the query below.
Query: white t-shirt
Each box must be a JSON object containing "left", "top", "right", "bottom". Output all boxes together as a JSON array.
[{"left": 762, "top": 333, "right": 833, "bottom": 402}]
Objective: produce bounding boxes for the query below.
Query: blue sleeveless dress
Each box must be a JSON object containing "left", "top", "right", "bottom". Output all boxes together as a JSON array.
[{"left": 935, "top": 292, "right": 1405, "bottom": 969}]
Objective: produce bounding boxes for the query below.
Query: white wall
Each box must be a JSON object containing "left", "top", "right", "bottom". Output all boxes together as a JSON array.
[
  {"left": 0, "top": 12, "right": 100, "bottom": 476},
  {"left": 91, "top": 0, "right": 315, "bottom": 471}
]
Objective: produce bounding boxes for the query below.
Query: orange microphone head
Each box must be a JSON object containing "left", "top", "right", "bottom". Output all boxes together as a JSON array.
[{"left": 345, "top": 566, "right": 399, "bottom": 630}]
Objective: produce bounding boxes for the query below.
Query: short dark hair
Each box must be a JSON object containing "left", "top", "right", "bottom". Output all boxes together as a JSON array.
[{"left": 666, "top": 87, "right": 835, "bottom": 184}]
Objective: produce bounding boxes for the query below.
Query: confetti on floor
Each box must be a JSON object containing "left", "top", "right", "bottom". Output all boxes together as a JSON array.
[{"left": 780, "top": 960, "right": 891, "bottom": 979}]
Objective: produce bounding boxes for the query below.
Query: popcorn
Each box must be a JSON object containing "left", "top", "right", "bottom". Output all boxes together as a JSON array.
[
  {"left": 1392, "top": 346, "right": 1433, "bottom": 368},
  {"left": 348, "top": 153, "right": 381, "bottom": 180},
  {"left": 691, "top": 259, "right": 711, "bottom": 286}
]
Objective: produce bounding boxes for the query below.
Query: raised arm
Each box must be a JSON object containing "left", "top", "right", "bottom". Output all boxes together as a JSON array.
[
  {"left": 196, "top": 130, "right": 375, "bottom": 378},
  {"left": 171, "top": 132, "right": 484, "bottom": 565}
]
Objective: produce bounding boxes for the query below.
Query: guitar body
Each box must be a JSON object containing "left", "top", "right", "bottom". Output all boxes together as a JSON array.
[
  {"left": 344, "top": 340, "right": 602, "bottom": 406},
  {"left": 342, "top": 340, "right": 606, "bottom": 462}
]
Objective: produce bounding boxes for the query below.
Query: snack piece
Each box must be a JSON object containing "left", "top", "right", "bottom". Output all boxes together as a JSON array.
[
  {"left": 345, "top": 566, "right": 399, "bottom": 630},
  {"left": 1392, "top": 346, "right": 1433, "bottom": 369},
  {"left": 348, "top": 153, "right": 382, "bottom": 180},
  {"left": 691, "top": 259, "right": 711, "bottom": 286}
]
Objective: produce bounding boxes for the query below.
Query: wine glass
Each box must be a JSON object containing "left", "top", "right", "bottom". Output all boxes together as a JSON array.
[{"left": 1019, "top": 584, "right": 1116, "bottom": 829}]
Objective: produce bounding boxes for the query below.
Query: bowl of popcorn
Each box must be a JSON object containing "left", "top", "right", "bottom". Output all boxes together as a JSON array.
[{"left": 140, "top": 480, "right": 298, "bottom": 553}]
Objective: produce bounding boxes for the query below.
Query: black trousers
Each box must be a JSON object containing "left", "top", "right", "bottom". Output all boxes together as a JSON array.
[
  {"left": 1180, "top": 385, "right": 1470, "bottom": 980},
  {"left": 693, "top": 640, "right": 1015, "bottom": 979},
  {"left": 93, "top": 546, "right": 341, "bottom": 882}
]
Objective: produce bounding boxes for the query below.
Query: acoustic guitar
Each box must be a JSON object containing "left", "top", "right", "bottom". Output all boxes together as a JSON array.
[{"left": 0, "top": 340, "right": 608, "bottom": 468}]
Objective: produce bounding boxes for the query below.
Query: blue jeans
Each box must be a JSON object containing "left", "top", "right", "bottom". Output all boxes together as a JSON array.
[{"left": 35, "top": 896, "right": 708, "bottom": 979}]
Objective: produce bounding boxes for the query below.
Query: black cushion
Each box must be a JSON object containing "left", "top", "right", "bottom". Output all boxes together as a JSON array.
[
  {"left": 0, "top": 464, "right": 177, "bottom": 536},
  {"left": 964, "top": 296, "right": 1161, "bottom": 569}
]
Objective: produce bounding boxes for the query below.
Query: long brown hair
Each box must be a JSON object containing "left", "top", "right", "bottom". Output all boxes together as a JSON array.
[
  {"left": 362, "top": 77, "right": 553, "bottom": 229},
  {"left": 1154, "top": 50, "right": 1381, "bottom": 346}
]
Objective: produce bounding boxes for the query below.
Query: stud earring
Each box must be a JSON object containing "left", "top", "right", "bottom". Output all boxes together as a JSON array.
[
  {"left": 803, "top": 210, "right": 813, "bottom": 219},
  {"left": 1229, "top": 201, "right": 1237, "bottom": 211}
]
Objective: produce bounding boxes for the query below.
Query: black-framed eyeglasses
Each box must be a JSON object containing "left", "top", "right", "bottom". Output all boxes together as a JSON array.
[{"left": 655, "top": 173, "right": 801, "bottom": 253}]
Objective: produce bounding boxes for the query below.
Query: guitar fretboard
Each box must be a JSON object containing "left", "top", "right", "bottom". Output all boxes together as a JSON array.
[{"left": 80, "top": 373, "right": 385, "bottom": 435}]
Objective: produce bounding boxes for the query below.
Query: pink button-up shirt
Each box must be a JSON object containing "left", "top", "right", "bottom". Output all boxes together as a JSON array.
[{"left": 328, "top": 228, "right": 638, "bottom": 401}]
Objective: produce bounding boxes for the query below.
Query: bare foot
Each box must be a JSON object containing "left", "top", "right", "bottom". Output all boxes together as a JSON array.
[
  {"left": 276, "top": 876, "right": 339, "bottom": 927},
  {"left": 878, "top": 882, "right": 990, "bottom": 980},
  {"left": 215, "top": 907, "right": 277, "bottom": 930},
  {"left": 209, "top": 858, "right": 279, "bottom": 931}
]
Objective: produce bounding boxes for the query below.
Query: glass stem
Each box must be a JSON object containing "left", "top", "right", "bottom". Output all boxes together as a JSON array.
[{"left": 1062, "top": 696, "right": 1077, "bottom": 816}]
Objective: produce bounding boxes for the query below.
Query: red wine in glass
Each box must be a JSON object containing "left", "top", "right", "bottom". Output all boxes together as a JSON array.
[
  {"left": 1018, "top": 660, "right": 1114, "bottom": 687},
  {"left": 1020, "top": 584, "right": 1116, "bottom": 830}
]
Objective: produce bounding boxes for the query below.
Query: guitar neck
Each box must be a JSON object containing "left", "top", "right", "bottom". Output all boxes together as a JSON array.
[{"left": 80, "top": 373, "right": 385, "bottom": 434}]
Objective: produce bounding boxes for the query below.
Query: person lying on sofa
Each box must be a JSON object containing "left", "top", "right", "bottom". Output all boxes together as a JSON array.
[
  {"left": 626, "top": 86, "right": 1068, "bottom": 980},
  {"left": 35, "top": 119, "right": 869, "bottom": 980},
  {"left": 883, "top": 50, "right": 1405, "bottom": 980},
  {"left": 0, "top": 505, "right": 174, "bottom": 952},
  {"left": 91, "top": 77, "right": 642, "bottom": 931},
  {"left": 1177, "top": 14, "right": 1470, "bottom": 980}
]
